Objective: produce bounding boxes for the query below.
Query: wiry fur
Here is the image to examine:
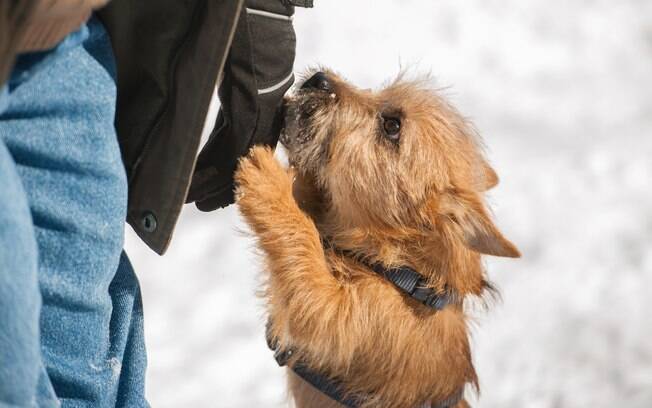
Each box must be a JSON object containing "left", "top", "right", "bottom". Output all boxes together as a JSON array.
[{"left": 235, "top": 69, "right": 520, "bottom": 408}]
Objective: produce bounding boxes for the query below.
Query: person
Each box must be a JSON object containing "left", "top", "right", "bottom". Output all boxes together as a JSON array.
[{"left": 0, "top": 0, "right": 309, "bottom": 406}]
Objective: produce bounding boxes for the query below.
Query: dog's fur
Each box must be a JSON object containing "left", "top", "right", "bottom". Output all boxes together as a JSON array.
[{"left": 235, "top": 69, "right": 520, "bottom": 408}]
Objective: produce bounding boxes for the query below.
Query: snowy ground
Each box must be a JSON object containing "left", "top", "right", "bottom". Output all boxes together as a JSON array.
[{"left": 124, "top": 1, "right": 652, "bottom": 407}]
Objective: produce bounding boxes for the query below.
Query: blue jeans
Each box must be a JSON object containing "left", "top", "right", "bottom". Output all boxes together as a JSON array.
[{"left": 0, "top": 18, "right": 148, "bottom": 408}]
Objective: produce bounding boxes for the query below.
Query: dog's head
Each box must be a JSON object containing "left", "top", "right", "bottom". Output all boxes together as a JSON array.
[{"left": 281, "top": 69, "right": 519, "bottom": 260}]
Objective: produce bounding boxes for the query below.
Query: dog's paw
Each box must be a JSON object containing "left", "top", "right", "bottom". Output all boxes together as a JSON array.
[{"left": 235, "top": 146, "right": 293, "bottom": 205}]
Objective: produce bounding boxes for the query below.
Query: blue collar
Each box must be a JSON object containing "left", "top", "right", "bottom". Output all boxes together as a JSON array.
[{"left": 324, "top": 240, "right": 458, "bottom": 311}]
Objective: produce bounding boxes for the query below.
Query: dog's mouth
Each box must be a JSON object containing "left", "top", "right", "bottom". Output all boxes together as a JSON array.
[
  {"left": 279, "top": 93, "right": 318, "bottom": 149},
  {"left": 278, "top": 100, "right": 292, "bottom": 147},
  {"left": 278, "top": 100, "right": 295, "bottom": 148}
]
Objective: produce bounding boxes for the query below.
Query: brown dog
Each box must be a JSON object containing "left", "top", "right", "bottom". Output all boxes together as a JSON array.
[{"left": 235, "top": 69, "right": 520, "bottom": 408}]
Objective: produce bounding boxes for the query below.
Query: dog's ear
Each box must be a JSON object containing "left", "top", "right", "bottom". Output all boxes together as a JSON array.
[
  {"left": 471, "top": 160, "right": 499, "bottom": 192},
  {"left": 481, "top": 161, "right": 499, "bottom": 191},
  {"left": 440, "top": 191, "right": 520, "bottom": 258}
]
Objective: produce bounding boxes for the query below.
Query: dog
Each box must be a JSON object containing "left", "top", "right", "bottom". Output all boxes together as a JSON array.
[{"left": 235, "top": 69, "right": 520, "bottom": 408}]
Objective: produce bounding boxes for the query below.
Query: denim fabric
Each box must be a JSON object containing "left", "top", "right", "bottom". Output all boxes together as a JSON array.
[
  {"left": 0, "top": 17, "right": 148, "bottom": 408},
  {"left": 0, "top": 86, "right": 8, "bottom": 114}
]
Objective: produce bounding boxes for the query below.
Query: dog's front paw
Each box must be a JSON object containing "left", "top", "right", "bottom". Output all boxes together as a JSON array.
[{"left": 235, "top": 146, "right": 294, "bottom": 209}]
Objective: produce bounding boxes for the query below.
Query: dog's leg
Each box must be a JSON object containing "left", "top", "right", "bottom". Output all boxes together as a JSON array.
[
  {"left": 235, "top": 147, "right": 358, "bottom": 356},
  {"left": 237, "top": 147, "right": 359, "bottom": 408}
]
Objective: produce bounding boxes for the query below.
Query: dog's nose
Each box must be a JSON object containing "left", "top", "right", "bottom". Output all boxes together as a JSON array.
[{"left": 301, "top": 71, "right": 332, "bottom": 92}]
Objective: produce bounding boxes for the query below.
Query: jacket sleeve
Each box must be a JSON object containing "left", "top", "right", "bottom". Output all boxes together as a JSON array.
[{"left": 187, "top": 0, "right": 307, "bottom": 211}]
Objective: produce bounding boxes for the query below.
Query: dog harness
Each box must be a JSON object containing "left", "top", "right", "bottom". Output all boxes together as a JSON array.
[{"left": 266, "top": 242, "right": 465, "bottom": 408}]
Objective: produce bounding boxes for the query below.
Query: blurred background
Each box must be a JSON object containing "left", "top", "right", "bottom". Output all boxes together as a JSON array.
[{"left": 124, "top": 1, "right": 652, "bottom": 407}]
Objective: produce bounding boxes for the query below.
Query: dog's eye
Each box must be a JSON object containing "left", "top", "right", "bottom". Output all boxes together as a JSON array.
[{"left": 382, "top": 117, "right": 401, "bottom": 141}]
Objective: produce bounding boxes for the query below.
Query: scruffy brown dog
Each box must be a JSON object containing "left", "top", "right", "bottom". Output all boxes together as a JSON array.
[{"left": 235, "top": 69, "right": 520, "bottom": 408}]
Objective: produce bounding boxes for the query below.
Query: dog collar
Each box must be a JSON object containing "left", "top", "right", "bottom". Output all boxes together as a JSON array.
[{"left": 323, "top": 239, "right": 458, "bottom": 311}]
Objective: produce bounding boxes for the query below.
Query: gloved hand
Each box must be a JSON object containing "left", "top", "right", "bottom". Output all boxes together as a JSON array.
[{"left": 187, "top": 0, "right": 309, "bottom": 211}]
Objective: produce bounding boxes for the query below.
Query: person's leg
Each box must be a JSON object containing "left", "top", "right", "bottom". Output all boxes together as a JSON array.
[
  {"left": 0, "top": 17, "right": 148, "bottom": 408},
  {"left": 0, "top": 137, "right": 59, "bottom": 408},
  {"left": 0, "top": 85, "right": 8, "bottom": 113},
  {"left": 108, "top": 253, "right": 148, "bottom": 408}
]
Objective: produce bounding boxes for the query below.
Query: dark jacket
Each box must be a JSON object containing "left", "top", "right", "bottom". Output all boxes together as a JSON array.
[
  {"left": 99, "top": 0, "right": 306, "bottom": 254},
  {"left": 1, "top": 0, "right": 308, "bottom": 254}
]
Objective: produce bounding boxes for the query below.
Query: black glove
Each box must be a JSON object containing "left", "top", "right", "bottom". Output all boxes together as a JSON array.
[{"left": 187, "top": 0, "right": 310, "bottom": 211}]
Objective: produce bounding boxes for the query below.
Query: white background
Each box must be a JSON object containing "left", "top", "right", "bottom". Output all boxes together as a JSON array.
[{"left": 125, "top": 1, "right": 652, "bottom": 407}]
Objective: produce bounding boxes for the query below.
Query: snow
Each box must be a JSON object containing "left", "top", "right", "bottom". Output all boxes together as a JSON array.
[{"left": 124, "top": 1, "right": 652, "bottom": 407}]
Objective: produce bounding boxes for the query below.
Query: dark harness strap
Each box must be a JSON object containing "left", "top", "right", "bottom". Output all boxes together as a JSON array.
[
  {"left": 267, "top": 331, "right": 359, "bottom": 405},
  {"left": 266, "top": 244, "right": 463, "bottom": 408}
]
